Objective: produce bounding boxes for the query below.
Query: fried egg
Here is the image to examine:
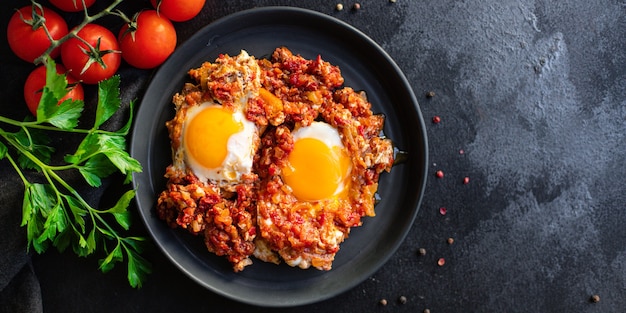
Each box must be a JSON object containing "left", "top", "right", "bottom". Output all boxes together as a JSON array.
[
  {"left": 257, "top": 121, "right": 353, "bottom": 270},
  {"left": 166, "top": 50, "right": 262, "bottom": 186},
  {"left": 180, "top": 101, "right": 257, "bottom": 184},
  {"left": 281, "top": 121, "right": 352, "bottom": 202}
]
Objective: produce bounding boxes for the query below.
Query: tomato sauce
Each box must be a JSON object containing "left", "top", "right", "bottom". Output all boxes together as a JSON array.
[{"left": 156, "top": 47, "right": 394, "bottom": 272}]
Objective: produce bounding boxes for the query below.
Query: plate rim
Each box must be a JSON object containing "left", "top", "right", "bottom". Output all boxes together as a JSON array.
[{"left": 130, "top": 6, "right": 428, "bottom": 307}]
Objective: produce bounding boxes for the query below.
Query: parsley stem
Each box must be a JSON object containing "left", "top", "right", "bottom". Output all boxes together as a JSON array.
[
  {"left": 0, "top": 129, "right": 42, "bottom": 168},
  {"left": 4, "top": 152, "right": 30, "bottom": 187},
  {"left": 2, "top": 128, "right": 92, "bottom": 215},
  {"left": 0, "top": 115, "right": 120, "bottom": 136},
  {"left": 1, "top": 129, "right": 84, "bottom": 242}
]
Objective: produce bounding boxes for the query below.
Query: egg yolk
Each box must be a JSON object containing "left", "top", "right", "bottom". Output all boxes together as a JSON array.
[
  {"left": 282, "top": 137, "right": 351, "bottom": 201},
  {"left": 184, "top": 105, "right": 243, "bottom": 169}
]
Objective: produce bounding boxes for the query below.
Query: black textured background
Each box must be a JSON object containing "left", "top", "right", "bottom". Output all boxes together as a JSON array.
[{"left": 1, "top": 0, "right": 625, "bottom": 312}]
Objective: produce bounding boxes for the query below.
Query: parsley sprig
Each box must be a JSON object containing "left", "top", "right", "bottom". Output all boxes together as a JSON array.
[{"left": 0, "top": 58, "right": 150, "bottom": 288}]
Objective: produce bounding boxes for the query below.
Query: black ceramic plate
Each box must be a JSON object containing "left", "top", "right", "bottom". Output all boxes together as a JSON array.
[{"left": 131, "top": 6, "right": 428, "bottom": 307}]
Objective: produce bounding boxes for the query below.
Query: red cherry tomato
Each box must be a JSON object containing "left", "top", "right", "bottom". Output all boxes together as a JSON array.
[
  {"left": 7, "top": 5, "right": 68, "bottom": 63},
  {"left": 118, "top": 10, "right": 177, "bottom": 69},
  {"left": 61, "top": 23, "right": 121, "bottom": 84},
  {"left": 24, "top": 64, "right": 84, "bottom": 117},
  {"left": 49, "top": 0, "right": 96, "bottom": 12},
  {"left": 150, "top": 0, "right": 205, "bottom": 22}
]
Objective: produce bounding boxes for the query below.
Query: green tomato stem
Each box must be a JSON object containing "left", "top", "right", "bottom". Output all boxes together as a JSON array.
[{"left": 33, "top": 0, "right": 126, "bottom": 65}]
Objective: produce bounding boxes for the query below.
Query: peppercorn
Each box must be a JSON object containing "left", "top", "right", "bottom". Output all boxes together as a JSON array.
[
  {"left": 353, "top": 3, "right": 361, "bottom": 10},
  {"left": 417, "top": 248, "right": 427, "bottom": 256},
  {"left": 336, "top": 3, "right": 343, "bottom": 11},
  {"left": 398, "top": 295, "right": 407, "bottom": 304},
  {"left": 390, "top": 0, "right": 397, "bottom": 3},
  {"left": 463, "top": 176, "right": 470, "bottom": 184},
  {"left": 435, "top": 170, "right": 444, "bottom": 178},
  {"left": 437, "top": 258, "right": 445, "bottom": 266},
  {"left": 379, "top": 298, "right": 388, "bottom": 306},
  {"left": 432, "top": 115, "right": 441, "bottom": 124},
  {"left": 590, "top": 294, "right": 600, "bottom": 303},
  {"left": 439, "top": 207, "right": 447, "bottom": 215},
  {"left": 426, "top": 91, "right": 435, "bottom": 98},
  {"left": 424, "top": 309, "right": 431, "bottom": 313},
  {"left": 447, "top": 237, "right": 454, "bottom": 245}
]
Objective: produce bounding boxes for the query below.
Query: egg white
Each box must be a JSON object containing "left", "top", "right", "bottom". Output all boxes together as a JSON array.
[
  {"left": 289, "top": 121, "right": 350, "bottom": 197},
  {"left": 182, "top": 101, "right": 257, "bottom": 184},
  {"left": 291, "top": 121, "right": 343, "bottom": 148}
]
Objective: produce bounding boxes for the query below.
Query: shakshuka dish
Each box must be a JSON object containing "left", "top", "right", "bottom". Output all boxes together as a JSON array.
[{"left": 156, "top": 47, "right": 394, "bottom": 272}]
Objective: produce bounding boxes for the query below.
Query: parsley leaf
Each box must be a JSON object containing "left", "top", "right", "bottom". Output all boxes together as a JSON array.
[
  {"left": 11, "top": 128, "right": 54, "bottom": 170},
  {"left": 78, "top": 154, "right": 118, "bottom": 187},
  {"left": 95, "top": 75, "right": 121, "bottom": 128},
  {"left": 45, "top": 98, "right": 84, "bottom": 130},
  {"left": 0, "top": 141, "right": 7, "bottom": 159},
  {"left": 38, "top": 60, "right": 84, "bottom": 129}
]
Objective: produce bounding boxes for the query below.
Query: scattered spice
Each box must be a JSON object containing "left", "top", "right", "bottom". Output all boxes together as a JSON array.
[
  {"left": 435, "top": 170, "right": 444, "bottom": 178},
  {"left": 447, "top": 237, "right": 454, "bottom": 245},
  {"left": 426, "top": 91, "right": 436, "bottom": 98},
  {"left": 590, "top": 294, "right": 600, "bottom": 303},
  {"left": 353, "top": 3, "right": 361, "bottom": 10},
  {"left": 437, "top": 258, "right": 446, "bottom": 266},
  {"left": 439, "top": 207, "right": 447, "bottom": 215},
  {"left": 379, "top": 298, "right": 388, "bottom": 306},
  {"left": 418, "top": 248, "right": 427, "bottom": 256},
  {"left": 398, "top": 296, "right": 407, "bottom": 304},
  {"left": 432, "top": 115, "right": 441, "bottom": 124},
  {"left": 336, "top": 3, "right": 344, "bottom": 11},
  {"left": 463, "top": 176, "right": 470, "bottom": 184}
]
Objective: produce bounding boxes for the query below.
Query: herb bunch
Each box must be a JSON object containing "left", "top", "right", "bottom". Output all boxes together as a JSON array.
[{"left": 0, "top": 59, "right": 150, "bottom": 287}]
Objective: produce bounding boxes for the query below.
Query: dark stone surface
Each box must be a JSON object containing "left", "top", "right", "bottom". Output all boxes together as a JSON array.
[{"left": 1, "top": 0, "right": 624, "bottom": 312}]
